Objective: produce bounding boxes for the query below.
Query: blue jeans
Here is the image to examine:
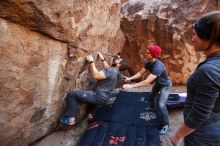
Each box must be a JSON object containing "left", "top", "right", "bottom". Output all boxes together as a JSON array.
[
  {"left": 64, "top": 90, "right": 107, "bottom": 117},
  {"left": 150, "top": 84, "right": 171, "bottom": 126}
]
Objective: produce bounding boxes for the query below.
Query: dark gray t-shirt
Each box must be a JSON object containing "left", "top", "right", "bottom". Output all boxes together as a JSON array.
[
  {"left": 144, "top": 59, "right": 171, "bottom": 86},
  {"left": 184, "top": 53, "right": 220, "bottom": 129},
  {"left": 94, "top": 67, "right": 120, "bottom": 100}
]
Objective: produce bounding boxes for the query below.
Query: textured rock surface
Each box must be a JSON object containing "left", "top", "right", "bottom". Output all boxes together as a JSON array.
[
  {"left": 0, "top": 18, "right": 67, "bottom": 146},
  {"left": 121, "top": 0, "right": 220, "bottom": 84},
  {"left": 0, "top": 0, "right": 123, "bottom": 146},
  {"left": 1, "top": 0, "right": 219, "bottom": 145},
  {"left": 0, "top": 0, "right": 122, "bottom": 50}
]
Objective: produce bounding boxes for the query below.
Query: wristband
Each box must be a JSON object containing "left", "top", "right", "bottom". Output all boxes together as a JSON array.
[
  {"left": 89, "top": 61, "right": 94, "bottom": 64},
  {"left": 101, "top": 59, "right": 105, "bottom": 61}
]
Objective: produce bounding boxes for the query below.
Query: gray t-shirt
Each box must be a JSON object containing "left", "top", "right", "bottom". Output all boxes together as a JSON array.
[
  {"left": 184, "top": 53, "right": 220, "bottom": 129},
  {"left": 94, "top": 67, "right": 120, "bottom": 100},
  {"left": 144, "top": 59, "right": 172, "bottom": 86}
]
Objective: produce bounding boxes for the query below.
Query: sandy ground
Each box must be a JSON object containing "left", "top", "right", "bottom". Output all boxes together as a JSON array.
[{"left": 35, "top": 85, "right": 186, "bottom": 146}]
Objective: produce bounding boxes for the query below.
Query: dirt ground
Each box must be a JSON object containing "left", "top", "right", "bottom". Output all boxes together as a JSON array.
[{"left": 35, "top": 86, "right": 186, "bottom": 146}]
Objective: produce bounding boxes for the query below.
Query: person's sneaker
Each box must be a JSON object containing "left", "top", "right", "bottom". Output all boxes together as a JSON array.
[
  {"left": 159, "top": 126, "right": 169, "bottom": 135},
  {"left": 59, "top": 117, "right": 76, "bottom": 126}
]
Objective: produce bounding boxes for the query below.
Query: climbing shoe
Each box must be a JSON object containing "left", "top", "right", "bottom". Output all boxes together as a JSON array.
[{"left": 59, "top": 117, "right": 76, "bottom": 126}]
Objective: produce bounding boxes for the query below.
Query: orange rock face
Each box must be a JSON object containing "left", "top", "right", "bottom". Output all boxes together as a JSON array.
[
  {"left": 0, "top": 18, "right": 67, "bottom": 146},
  {"left": 0, "top": 0, "right": 124, "bottom": 145},
  {"left": 121, "top": 0, "right": 220, "bottom": 84},
  {"left": 0, "top": 0, "right": 219, "bottom": 145}
]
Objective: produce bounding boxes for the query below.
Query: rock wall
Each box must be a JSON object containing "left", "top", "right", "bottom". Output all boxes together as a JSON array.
[
  {"left": 0, "top": 18, "right": 67, "bottom": 146},
  {"left": 1, "top": 0, "right": 219, "bottom": 145},
  {"left": 0, "top": 0, "right": 123, "bottom": 146},
  {"left": 121, "top": 0, "right": 220, "bottom": 84},
  {"left": 0, "top": 0, "right": 123, "bottom": 50}
]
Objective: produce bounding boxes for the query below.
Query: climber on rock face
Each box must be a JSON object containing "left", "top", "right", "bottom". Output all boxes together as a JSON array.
[
  {"left": 122, "top": 45, "right": 172, "bottom": 135},
  {"left": 60, "top": 52, "right": 128, "bottom": 126}
]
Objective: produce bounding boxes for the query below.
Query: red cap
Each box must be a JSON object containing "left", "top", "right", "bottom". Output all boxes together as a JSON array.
[{"left": 147, "top": 45, "right": 162, "bottom": 59}]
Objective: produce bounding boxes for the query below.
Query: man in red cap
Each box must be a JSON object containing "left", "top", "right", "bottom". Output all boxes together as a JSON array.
[{"left": 123, "top": 45, "right": 172, "bottom": 135}]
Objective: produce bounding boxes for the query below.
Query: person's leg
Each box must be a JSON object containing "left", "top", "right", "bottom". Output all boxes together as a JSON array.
[
  {"left": 149, "top": 84, "right": 160, "bottom": 108},
  {"left": 64, "top": 90, "right": 105, "bottom": 117},
  {"left": 61, "top": 90, "right": 105, "bottom": 125},
  {"left": 158, "top": 85, "right": 171, "bottom": 134}
]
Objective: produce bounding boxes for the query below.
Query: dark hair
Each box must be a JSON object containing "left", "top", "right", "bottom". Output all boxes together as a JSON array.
[
  {"left": 195, "top": 11, "right": 220, "bottom": 47},
  {"left": 119, "top": 59, "right": 128, "bottom": 71}
]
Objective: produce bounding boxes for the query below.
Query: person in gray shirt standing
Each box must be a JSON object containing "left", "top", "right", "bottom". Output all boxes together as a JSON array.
[
  {"left": 60, "top": 52, "right": 128, "bottom": 126},
  {"left": 123, "top": 45, "right": 172, "bottom": 135},
  {"left": 171, "top": 11, "right": 220, "bottom": 146}
]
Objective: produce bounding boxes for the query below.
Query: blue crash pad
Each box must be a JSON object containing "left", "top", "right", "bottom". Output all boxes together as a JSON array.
[{"left": 78, "top": 91, "right": 164, "bottom": 146}]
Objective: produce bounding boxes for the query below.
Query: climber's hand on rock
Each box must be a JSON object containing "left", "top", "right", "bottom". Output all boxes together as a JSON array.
[
  {"left": 86, "top": 55, "right": 94, "bottom": 62},
  {"left": 97, "top": 52, "right": 105, "bottom": 61}
]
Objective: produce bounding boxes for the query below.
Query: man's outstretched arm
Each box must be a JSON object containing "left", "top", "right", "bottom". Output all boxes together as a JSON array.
[
  {"left": 124, "top": 68, "right": 146, "bottom": 82},
  {"left": 123, "top": 73, "right": 157, "bottom": 89}
]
